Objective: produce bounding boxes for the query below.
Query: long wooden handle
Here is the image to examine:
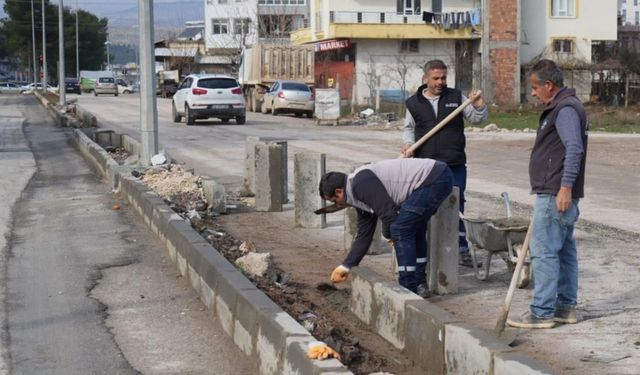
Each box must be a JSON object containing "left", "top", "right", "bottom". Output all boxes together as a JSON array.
[
  {"left": 494, "top": 220, "right": 533, "bottom": 336},
  {"left": 401, "top": 92, "right": 480, "bottom": 158}
]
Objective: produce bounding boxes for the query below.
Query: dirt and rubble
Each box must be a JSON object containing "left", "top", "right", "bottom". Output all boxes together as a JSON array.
[{"left": 107, "top": 148, "right": 131, "bottom": 165}]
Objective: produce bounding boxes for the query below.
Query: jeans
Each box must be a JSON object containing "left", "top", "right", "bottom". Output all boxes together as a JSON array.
[
  {"left": 449, "top": 164, "right": 470, "bottom": 255},
  {"left": 390, "top": 168, "right": 453, "bottom": 292},
  {"left": 530, "top": 194, "right": 580, "bottom": 318}
]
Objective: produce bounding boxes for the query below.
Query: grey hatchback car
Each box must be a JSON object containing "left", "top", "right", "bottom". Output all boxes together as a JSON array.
[{"left": 262, "top": 80, "right": 314, "bottom": 118}]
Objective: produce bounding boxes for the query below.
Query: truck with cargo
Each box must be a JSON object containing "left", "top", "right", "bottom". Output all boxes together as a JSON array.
[
  {"left": 79, "top": 70, "right": 115, "bottom": 93},
  {"left": 238, "top": 44, "right": 314, "bottom": 112},
  {"left": 157, "top": 70, "right": 180, "bottom": 98}
]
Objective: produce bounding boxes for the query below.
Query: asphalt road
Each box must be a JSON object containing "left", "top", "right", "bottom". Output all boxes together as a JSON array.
[
  {"left": 76, "top": 94, "right": 640, "bottom": 234},
  {"left": 0, "top": 95, "right": 255, "bottom": 374}
]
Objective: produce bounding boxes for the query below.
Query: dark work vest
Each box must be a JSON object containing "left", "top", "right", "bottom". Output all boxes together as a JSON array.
[
  {"left": 405, "top": 85, "right": 466, "bottom": 165},
  {"left": 529, "top": 87, "right": 588, "bottom": 198}
]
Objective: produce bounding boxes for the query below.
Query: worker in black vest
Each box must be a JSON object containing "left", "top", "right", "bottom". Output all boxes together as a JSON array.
[
  {"left": 401, "top": 59, "right": 488, "bottom": 268},
  {"left": 508, "top": 59, "right": 588, "bottom": 329}
]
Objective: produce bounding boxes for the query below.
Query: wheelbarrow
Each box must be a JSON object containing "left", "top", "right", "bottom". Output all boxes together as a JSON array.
[{"left": 461, "top": 192, "right": 531, "bottom": 286}]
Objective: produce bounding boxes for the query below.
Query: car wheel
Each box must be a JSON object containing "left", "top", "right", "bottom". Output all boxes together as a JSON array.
[
  {"left": 185, "top": 105, "right": 195, "bottom": 125},
  {"left": 115, "top": 92, "right": 118, "bottom": 97},
  {"left": 172, "top": 102, "right": 182, "bottom": 123},
  {"left": 271, "top": 103, "right": 277, "bottom": 116},
  {"left": 220, "top": 118, "right": 230, "bottom": 124},
  {"left": 305, "top": 111, "right": 314, "bottom": 118},
  {"left": 295, "top": 112, "right": 303, "bottom": 117},
  {"left": 261, "top": 100, "right": 268, "bottom": 114},
  {"left": 93, "top": 90, "right": 97, "bottom": 96},
  {"left": 124, "top": 90, "right": 131, "bottom": 94},
  {"left": 236, "top": 115, "right": 246, "bottom": 125}
]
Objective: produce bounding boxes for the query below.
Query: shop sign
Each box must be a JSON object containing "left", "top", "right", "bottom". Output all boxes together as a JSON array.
[{"left": 316, "top": 39, "right": 351, "bottom": 52}]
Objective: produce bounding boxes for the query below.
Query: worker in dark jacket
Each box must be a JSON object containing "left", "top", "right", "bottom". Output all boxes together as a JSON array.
[
  {"left": 319, "top": 158, "right": 453, "bottom": 297},
  {"left": 401, "top": 59, "right": 488, "bottom": 268},
  {"left": 508, "top": 59, "right": 588, "bottom": 329}
]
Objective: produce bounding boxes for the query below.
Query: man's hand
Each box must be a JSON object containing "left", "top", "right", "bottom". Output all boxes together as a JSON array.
[
  {"left": 468, "top": 89, "right": 484, "bottom": 109},
  {"left": 401, "top": 143, "right": 414, "bottom": 158},
  {"left": 307, "top": 342, "right": 341, "bottom": 360},
  {"left": 556, "top": 186, "right": 572, "bottom": 212},
  {"left": 330, "top": 265, "right": 350, "bottom": 283}
]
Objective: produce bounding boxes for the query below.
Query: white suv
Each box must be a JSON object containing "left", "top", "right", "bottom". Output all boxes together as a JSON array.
[{"left": 172, "top": 74, "right": 246, "bottom": 125}]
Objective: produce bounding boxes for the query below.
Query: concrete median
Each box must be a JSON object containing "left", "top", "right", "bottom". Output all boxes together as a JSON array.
[{"left": 68, "top": 126, "right": 352, "bottom": 374}]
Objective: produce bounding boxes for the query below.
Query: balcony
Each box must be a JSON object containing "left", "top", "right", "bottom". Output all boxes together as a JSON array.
[{"left": 291, "top": 10, "right": 480, "bottom": 45}]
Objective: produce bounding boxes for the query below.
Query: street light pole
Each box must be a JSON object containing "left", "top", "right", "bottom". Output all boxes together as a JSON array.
[
  {"left": 42, "top": 0, "right": 47, "bottom": 90},
  {"left": 76, "top": 0, "right": 79, "bottom": 78},
  {"left": 58, "top": 0, "right": 66, "bottom": 105},
  {"left": 105, "top": 41, "right": 110, "bottom": 70},
  {"left": 139, "top": 0, "right": 158, "bottom": 166},
  {"left": 31, "top": 0, "right": 37, "bottom": 85}
]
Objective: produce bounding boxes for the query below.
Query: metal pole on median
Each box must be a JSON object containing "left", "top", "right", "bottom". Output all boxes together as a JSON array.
[
  {"left": 139, "top": 0, "right": 158, "bottom": 166},
  {"left": 58, "top": 0, "right": 66, "bottom": 105},
  {"left": 42, "top": 0, "right": 47, "bottom": 90},
  {"left": 31, "top": 0, "right": 37, "bottom": 85}
]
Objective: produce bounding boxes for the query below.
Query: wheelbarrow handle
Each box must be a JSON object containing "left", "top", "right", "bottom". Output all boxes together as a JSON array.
[{"left": 501, "top": 192, "right": 513, "bottom": 218}]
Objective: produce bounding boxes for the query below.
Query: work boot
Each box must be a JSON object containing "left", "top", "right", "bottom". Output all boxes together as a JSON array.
[
  {"left": 416, "top": 283, "right": 431, "bottom": 299},
  {"left": 554, "top": 306, "right": 578, "bottom": 324},
  {"left": 459, "top": 253, "right": 482, "bottom": 268},
  {"left": 507, "top": 311, "right": 556, "bottom": 329}
]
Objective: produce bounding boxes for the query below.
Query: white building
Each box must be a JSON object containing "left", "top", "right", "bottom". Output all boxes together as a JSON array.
[
  {"left": 619, "top": 0, "right": 640, "bottom": 25},
  {"left": 292, "top": 0, "right": 482, "bottom": 105},
  {"left": 521, "top": 0, "right": 618, "bottom": 100},
  {"left": 203, "top": 0, "right": 309, "bottom": 52}
]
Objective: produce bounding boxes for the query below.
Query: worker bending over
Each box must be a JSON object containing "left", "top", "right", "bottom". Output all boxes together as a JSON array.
[{"left": 319, "top": 158, "right": 453, "bottom": 297}]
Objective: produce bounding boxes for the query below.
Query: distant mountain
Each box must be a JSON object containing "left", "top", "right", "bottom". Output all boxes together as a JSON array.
[
  {"left": 99, "top": 0, "right": 203, "bottom": 28},
  {"left": 0, "top": 0, "right": 203, "bottom": 41}
]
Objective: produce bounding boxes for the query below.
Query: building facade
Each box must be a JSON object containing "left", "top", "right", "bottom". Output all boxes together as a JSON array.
[
  {"left": 520, "top": 0, "right": 618, "bottom": 101},
  {"left": 292, "top": 0, "right": 483, "bottom": 105}
]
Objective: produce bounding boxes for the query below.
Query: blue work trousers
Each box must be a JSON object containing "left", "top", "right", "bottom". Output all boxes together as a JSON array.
[
  {"left": 390, "top": 168, "right": 453, "bottom": 292},
  {"left": 530, "top": 194, "right": 580, "bottom": 318}
]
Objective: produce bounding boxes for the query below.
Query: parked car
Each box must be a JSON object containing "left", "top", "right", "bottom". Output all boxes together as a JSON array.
[
  {"left": 116, "top": 79, "right": 134, "bottom": 94},
  {"left": 261, "top": 80, "right": 314, "bottom": 118},
  {"left": 94, "top": 77, "right": 118, "bottom": 96},
  {"left": 64, "top": 78, "right": 81, "bottom": 94},
  {"left": 0, "top": 82, "right": 21, "bottom": 94},
  {"left": 172, "top": 74, "right": 246, "bottom": 125},
  {"left": 19, "top": 82, "right": 55, "bottom": 94}
]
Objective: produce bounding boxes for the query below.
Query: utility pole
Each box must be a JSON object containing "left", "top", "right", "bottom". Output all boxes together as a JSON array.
[
  {"left": 58, "top": 0, "right": 66, "bottom": 105},
  {"left": 76, "top": 0, "right": 79, "bottom": 78},
  {"left": 139, "top": 0, "right": 158, "bottom": 166},
  {"left": 42, "top": 0, "right": 47, "bottom": 90},
  {"left": 105, "top": 41, "right": 111, "bottom": 70},
  {"left": 31, "top": 0, "right": 37, "bottom": 85}
]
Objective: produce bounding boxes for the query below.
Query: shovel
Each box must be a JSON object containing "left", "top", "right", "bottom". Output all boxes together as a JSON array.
[{"left": 494, "top": 219, "right": 533, "bottom": 337}]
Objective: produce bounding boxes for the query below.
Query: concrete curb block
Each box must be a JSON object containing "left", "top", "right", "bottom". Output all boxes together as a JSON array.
[
  {"left": 75, "top": 104, "right": 97, "bottom": 127},
  {"left": 350, "top": 267, "right": 554, "bottom": 374},
  {"left": 65, "top": 128, "right": 352, "bottom": 374}
]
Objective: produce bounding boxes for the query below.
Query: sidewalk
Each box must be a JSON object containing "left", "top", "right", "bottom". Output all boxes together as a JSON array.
[{"left": 0, "top": 96, "right": 255, "bottom": 374}]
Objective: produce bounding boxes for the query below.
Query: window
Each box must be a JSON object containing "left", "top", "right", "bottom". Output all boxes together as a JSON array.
[
  {"left": 396, "top": 0, "right": 421, "bottom": 15},
  {"left": 259, "top": 15, "right": 295, "bottom": 37},
  {"left": 218, "top": 0, "right": 228, "bottom": 3},
  {"left": 553, "top": 39, "right": 573, "bottom": 53},
  {"left": 258, "top": 0, "right": 306, "bottom": 4},
  {"left": 212, "top": 19, "right": 229, "bottom": 34},
  {"left": 281, "top": 82, "right": 310, "bottom": 91},
  {"left": 234, "top": 18, "right": 251, "bottom": 35},
  {"left": 623, "top": 9, "right": 627, "bottom": 24},
  {"left": 551, "top": 0, "right": 575, "bottom": 17},
  {"left": 636, "top": 11, "right": 640, "bottom": 25},
  {"left": 400, "top": 39, "right": 419, "bottom": 53},
  {"left": 197, "top": 78, "right": 239, "bottom": 89}
]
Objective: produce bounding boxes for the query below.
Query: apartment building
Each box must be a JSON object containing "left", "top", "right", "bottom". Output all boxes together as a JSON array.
[
  {"left": 291, "top": 0, "right": 483, "bottom": 105},
  {"left": 521, "top": 0, "right": 617, "bottom": 100},
  {"left": 619, "top": 0, "right": 640, "bottom": 25},
  {"left": 204, "top": 0, "right": 309, "bottom": 51}
]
